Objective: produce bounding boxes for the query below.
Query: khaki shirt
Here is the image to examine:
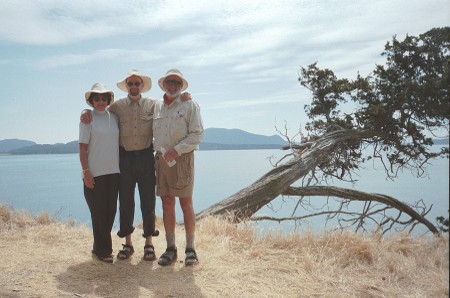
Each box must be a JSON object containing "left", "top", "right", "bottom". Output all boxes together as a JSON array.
[
  {"left": 108, "top": 96, "right": 156, "bottom": 151},
  {"left": 153, "top": 97, "right": 204, "bottom": 155}
]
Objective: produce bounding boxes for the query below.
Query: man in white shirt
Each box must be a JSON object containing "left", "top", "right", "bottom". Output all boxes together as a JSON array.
[{"left": 153, "top": 69, "right": 204, "bottom": 266}]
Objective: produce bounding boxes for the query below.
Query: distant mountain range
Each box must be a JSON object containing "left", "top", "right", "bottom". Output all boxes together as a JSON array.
[
  {"left": 2, "top": 129, "right": 448, "bottom": 155},
  {"left": 0, "top": 128, "right": 288, "bottom": 155}
]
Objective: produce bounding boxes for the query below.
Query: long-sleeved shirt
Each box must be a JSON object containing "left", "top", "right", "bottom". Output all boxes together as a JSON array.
[
  {"left": 108, "top": 96, "right": 156, "bottom": 151},
  {"left": 153, "top": 96, "right": 204, "bottom": 155}
]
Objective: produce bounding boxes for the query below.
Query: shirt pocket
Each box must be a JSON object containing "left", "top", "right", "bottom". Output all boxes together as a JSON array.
[
  {"left": 140, "top": 118, "right": 152, "bottom": 136},
  {"left": 171, "top": 117, "right": 187, "bottom": 141},
  {"left": 139, "top": 112, "right": 153, "bottom": 136},
  {"left": 119, "top": 116, "right": 131, "bottom": 137}
]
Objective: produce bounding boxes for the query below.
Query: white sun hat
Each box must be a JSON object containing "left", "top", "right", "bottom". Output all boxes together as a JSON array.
[
  {"left": 84, "top": 83, "right": 114, "bottom": 107},
  {"left": 116, "top": 69, "right": 152, "bottom": 93},
  {"left": 158, "top": 69, "right": 188, "bottom": 92}
]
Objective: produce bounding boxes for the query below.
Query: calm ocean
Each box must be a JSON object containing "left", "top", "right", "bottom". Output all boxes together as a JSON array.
[{"left": 0, "top": 149, "right": 448, "bottom": 235}]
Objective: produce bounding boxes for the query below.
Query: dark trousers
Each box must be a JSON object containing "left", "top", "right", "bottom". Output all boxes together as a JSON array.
[
  {"left": 83, "top": 173, "right": 119, "bottom": 257},
  {"left": 117, "top": 147, "right": 157, "bottom": 238}
]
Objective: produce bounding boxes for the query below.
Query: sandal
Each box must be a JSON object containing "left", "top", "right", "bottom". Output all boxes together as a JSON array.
[
  {"left": 98, "top": 255, "right": 113, "bottom": 263},
  {"left": 117, "top": 244, "right": 134, "bottom": 260},
  {"left": 143, "top": 245, "right": 156, "bottom": 261},
  {"left": 158, "top": 246, "right": 177, "bottom": 266},
  {"left": 185, "top": 248, "right": 198, "bottom": 266}
]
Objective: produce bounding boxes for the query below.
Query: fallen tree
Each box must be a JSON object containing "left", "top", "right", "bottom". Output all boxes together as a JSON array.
[
  {"left": 195, "top": 129, "right": 376, "bottom": 220},
  {"left": 196, "top": 27, "right": 449, "bottom": 235},
  {"left": 196, "top": 129, "right": 440, "bottom": 235}
]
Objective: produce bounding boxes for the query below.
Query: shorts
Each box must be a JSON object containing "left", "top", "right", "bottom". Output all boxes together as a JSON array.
[{"left": 155, "top": 150, "right": 195, "bottom": 198}]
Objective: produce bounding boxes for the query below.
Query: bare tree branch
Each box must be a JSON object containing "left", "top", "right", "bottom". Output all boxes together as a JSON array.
[{"left": 281, "top": 185, "right": 439, "bottom": 234}]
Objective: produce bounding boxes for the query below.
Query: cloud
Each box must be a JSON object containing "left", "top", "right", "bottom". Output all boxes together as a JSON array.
[
  {"left": 0, "top": 0, "right": 448, "bottom": 144},
  {"left": 0, "top": 1, "right": 127, "bottom": 44},
  {"left": 204, "top": 89, "right": 307, "bottom": 110},
  {"left": 1, "top": 0, "right": 448, "bottom": 47},
  {"left": 31, "top": 48, "right": 165, "bottom": 69}
]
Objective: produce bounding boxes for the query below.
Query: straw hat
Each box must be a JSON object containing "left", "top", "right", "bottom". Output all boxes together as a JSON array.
[
  {"left": 158, "top": 69, "right": 188, "bottom": 92},
  {"left": 84, "top": 83, "right": 114, "bottom": 107},
  {"left": 116, "top": 69, "right": 152, "bottom": 93}
]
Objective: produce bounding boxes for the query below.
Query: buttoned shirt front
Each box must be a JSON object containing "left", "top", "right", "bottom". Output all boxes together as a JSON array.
[
  {"left": 153, "top": 96, "right": 204, "bottom": 155},
  {"left": 108, "top": 96, "right": 156, "bottom": 151}
]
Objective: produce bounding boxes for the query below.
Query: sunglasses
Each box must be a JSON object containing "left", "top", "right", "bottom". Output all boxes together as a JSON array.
[
  {"left": 165, "top": 80, "right": 182, "bottom": 87},
  {"left": 93, "top": 95, "right": 109, "bottom": 102},
  {"left": 127, "top": 81, "right": 141, "bottom": 87}
]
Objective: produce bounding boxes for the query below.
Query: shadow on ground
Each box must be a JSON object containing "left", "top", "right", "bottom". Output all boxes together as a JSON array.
[{"left": 56, "top": 256, "right": 205, "bottom": 298}]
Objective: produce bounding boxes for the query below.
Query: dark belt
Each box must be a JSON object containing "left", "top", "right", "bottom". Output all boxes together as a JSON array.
[{"left": 119, "top": 146, "right": 153, "bottom": 156}]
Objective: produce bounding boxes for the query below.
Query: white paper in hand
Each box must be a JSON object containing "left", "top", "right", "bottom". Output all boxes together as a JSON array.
[{"left": 160, "top": 147, "right": 176, "bottom": 167}]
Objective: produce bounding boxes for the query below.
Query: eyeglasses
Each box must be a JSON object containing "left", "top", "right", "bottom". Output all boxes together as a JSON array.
[
  {"left": 127, "top": 81, "right": 141, "bottom": 87},
  {"left": 165, "top": 80, "right": 182, "bottom": 87},
  {"left": 93, "top": 95, "right": 109, "bottom": 102}
]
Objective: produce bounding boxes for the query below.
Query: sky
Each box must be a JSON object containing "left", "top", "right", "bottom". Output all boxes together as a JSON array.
[{"left": 0, "top": 0, "right": 448, "bottom": 144}]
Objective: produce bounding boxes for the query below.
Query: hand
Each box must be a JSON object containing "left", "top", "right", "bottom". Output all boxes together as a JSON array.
[
  {"left": 80, "top": 109, "right": 92, "bottom": 124},
  {"left": 163, "top": 148, "right": 179, "bottom": 163},
  {"left": 180, "top": 92, "right": 192, "bottom": 101},
  {"left": 83, "top": 170, "right": 95, "bottom": 189}
]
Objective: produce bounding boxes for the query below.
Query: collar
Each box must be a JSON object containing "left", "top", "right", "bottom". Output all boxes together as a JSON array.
[
  {"left": 163, "top": 94, "right": 178, "bottom": 106},
  {"left": 127, "top": 95, "right": 143, "bottom": 106},
  {"left": 93, "top": 108, "right": 107, "bottom": 115}
]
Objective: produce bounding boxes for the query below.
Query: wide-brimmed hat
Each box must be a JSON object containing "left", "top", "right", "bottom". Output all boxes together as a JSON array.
[
  {"left": 158, "top": 69, "right": 188, "bottom": 92},
  {"left": 117, "top": 69, "right": 152, "bottom": 93},
  {"left": 84, "top": 83, "right": 114, "bottom": 107}
]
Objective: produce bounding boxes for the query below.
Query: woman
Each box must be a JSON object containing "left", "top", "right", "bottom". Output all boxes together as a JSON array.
[{"left": 79, "top": 83, "right": 120, "bottom": 263}]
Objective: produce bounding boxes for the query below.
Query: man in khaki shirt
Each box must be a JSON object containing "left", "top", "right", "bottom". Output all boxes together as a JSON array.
[
  {"left": 81, "top": 70, "right": 190, "bottom": 262},
  {"left": 110, "top": 70, "right": 158, "bottom": 261}
]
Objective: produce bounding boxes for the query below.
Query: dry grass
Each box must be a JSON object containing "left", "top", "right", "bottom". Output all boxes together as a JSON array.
[{"left": 0, "top": 204, "right": 448, "bottom": 298}]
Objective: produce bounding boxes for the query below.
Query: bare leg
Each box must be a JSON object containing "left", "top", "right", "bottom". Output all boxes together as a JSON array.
[
  {"left": 180, "top": 196, "right": 195, "bottom": 237},
  {"left": 125, "top": 234, "right": 132, "bottom": 246},
  {"left": 161, "top": 195, "right": 177, "bottom": 247}
]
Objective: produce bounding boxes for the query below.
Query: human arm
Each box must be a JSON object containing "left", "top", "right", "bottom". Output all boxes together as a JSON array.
[
  {"left": 79, "top": 143, "right": 94, "bottom": 189},
  {"left": 80, "top": 110, "right": 92, "bottom": 124}
]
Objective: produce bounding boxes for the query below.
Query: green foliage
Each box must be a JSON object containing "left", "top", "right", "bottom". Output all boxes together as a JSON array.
[
  {"left": 367, "top": 27, "right": 450, "bottom": 153},
  {"left": 299, "top": 63, "right": 353, "bottom": 134},
  {"left": 298, "top": 27, "right": 450, "bottom": 180}
]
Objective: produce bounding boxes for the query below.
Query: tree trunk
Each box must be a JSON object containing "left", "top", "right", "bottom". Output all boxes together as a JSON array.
[{"left": 196, "top": 129, "right": 377, "bottom": 221}]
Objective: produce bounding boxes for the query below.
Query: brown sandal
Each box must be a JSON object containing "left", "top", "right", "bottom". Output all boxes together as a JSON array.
[
  {"left": 158, "top": 246, "right": 177, "bottom": 266},
  {"left": 117, "top": 244, "right": 134, "bottom": 260},
  {"left": 185, "top": 248, "right": 198, "bottom": 266},
  {"left": 143, "top": 245, "right": 156, "bottom": 261},
  {"left": 98, "top": 255, "right": 113, "bottom": 263}
]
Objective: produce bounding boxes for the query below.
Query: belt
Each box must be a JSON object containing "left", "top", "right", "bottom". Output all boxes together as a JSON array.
[{"left": 119, "top": 146, "right": 153, "bottom": 156}]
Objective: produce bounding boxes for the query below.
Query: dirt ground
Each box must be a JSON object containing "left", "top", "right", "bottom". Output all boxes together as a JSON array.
[{"left": 0, "top": 208, "right": 448, "bottom": 297}]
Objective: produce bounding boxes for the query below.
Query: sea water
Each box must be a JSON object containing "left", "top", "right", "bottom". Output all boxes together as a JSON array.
[{"left": 0, "top": 148, "right": 448, "bottom": 235}]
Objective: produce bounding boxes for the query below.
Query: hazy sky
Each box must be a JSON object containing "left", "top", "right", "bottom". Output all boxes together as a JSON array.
[{"left": 0, "top": 0, "right": 448, "bottom": 144}]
